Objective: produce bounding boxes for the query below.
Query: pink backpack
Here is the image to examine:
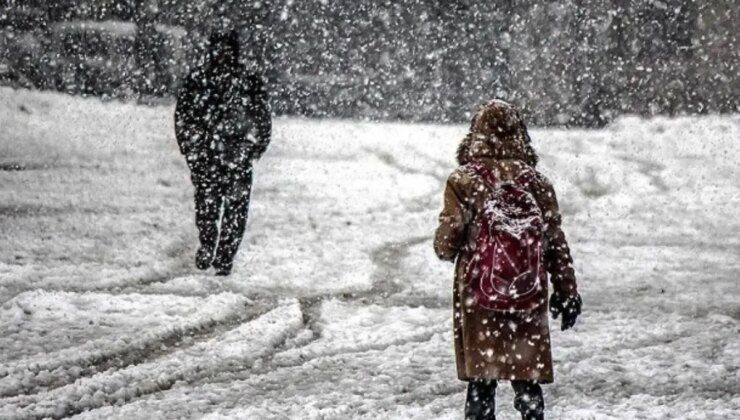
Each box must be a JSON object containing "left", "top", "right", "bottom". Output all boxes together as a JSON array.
[{"left": 464, "top": 162, "right": 547, "bottom": 311}]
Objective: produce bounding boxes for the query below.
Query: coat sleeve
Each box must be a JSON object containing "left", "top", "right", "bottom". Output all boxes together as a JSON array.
[
  {"left": 174, "top": 75, "right": 203, "bottom": 157},
  {"left": 532, "top": 172, "right": 579, "bottom": 298},
  {"left": 434, "top": 170, "right": 469, "bottom": 262},
  {"left": 246, "top": 75, "right": 271, "bottom": 160}
]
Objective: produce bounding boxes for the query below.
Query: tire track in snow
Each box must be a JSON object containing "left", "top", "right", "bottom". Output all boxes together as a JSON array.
[
  {"left": 363, "top": 147, "right": 445, "bottom": 182},
  {"left": 6, "top": 232, "right": 436, "bottom": 405},
  {"left": 363, "top": 146, "right": 446, "bottom": 214},
  {"left": 267, "top": 326, "right": 448, "bottom": 371},
  {"left": 154, "top": 323, "right": 449, "bottom": 396},
  {"left": 615, "top": 153, "right": 669, "bottom": 192},
  {"left": 3, "top": 133, "right": 450, "bottom": 415},
  {"left": 0, "top": 235, "right": 196, "bottom": 304},
  {"left": 197, "top": 235, "right": 437, "bottom": 387},
  {"left": 191, "top": 234, "right": 446, "bottom": 388},
  {"left": 188, "top": 235, "right": 437, "bottom": 385},
  {"left": 0, "top": 302, "right": 303, "bottom": 420},
  {"left": 0, "top": 294, "right": 264, "bottom": 399},
  {"left": 366, "top": 235, "right": 429, "bottom": 299},
  {"left": 71, "top": 328, "right": 454, "bottom": 419}
]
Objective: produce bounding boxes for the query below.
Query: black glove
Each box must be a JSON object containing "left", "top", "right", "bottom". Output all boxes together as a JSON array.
[{"left": 549, "top": 292, "right": 582, "bottom": 331}]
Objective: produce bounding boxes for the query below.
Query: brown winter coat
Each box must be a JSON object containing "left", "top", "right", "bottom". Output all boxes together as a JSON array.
[{"left": 434, "top": 100, "right": 578, "bottom": 383}]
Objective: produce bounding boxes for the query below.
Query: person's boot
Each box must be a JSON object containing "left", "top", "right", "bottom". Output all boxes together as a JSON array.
[
  {"left": 465, "top": 380, "right": 497, "bottom": 420},
  {"left": 213, "top": 263, "right": 233, "bottom": 276},
  {"left": 512, "top": 381, "right": 544, "bottom": 420},
  {"left": 195, "top": 246, "right": 214, "bottom": 270},
  {"left": 212, "top": 258, "right": 233, "bottom": 276}
]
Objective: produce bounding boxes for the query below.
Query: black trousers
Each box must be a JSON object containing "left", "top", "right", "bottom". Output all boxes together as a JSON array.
[
  {"left": 465, "top": 379, "right": 544, "bottom": 420},
  {"left": 188, "top": 157, "right": 253, "bottom": 269}
]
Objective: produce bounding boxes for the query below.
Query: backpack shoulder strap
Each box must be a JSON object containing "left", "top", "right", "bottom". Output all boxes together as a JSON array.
[
  {"left": 465, "top": 161, "right": 499, "bottom": 188},
  {"left": 513, "top": 166, "right": 536, "bottom": 188}
]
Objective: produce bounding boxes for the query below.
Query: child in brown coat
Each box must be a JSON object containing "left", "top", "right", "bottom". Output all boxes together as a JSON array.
[{"left": 434, "top": 100, "right": 582, "bottom": 420}]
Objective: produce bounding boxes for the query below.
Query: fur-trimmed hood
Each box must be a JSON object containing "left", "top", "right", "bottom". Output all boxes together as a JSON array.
[{"left": 456, "top": 99, "right": 538, "bottom": 167}]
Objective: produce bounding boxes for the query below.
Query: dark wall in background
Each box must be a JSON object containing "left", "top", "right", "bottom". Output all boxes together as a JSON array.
[{"left": 1, "top": 0, "right": 737, "bottom": 125}]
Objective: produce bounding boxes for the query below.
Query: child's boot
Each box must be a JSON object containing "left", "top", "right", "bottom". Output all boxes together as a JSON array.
[
  {"left": 512, "top": 381, "right": 544, "bottom": 420},
  {"left": 465, "top": 380, "right": 497, "bottom": 420}
]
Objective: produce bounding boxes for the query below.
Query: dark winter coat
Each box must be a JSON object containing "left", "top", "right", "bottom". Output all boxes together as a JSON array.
[
  {"left": 174, "top": 64, "right": 271, "bottom": 168},
  {"left": 434, "top": 100, "right": 578, "bottom": 383}
]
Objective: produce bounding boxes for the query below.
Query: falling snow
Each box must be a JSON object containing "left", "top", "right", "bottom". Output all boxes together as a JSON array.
[
  {"left": 1, "top": 1, "right": 738, "bottom": 419},
  {"left": 0, "top": 88, "right": 738, "bottom": 418}
]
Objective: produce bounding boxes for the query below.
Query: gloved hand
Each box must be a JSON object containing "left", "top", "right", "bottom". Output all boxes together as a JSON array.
[{"left": 549, "top": 292, "right": 582, "bottom": 331}]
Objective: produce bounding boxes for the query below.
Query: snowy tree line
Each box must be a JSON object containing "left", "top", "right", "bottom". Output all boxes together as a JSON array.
[{"left": 1, "top": 0, "right": 736, "bottom": 125}]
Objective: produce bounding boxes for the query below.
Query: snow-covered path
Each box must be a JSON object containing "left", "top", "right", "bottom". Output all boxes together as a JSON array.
[{"left": 1, "top": 88, "right": 738, "bottom": 419}]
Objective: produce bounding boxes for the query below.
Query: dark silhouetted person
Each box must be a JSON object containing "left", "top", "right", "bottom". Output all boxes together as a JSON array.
[{"left": 175, "top": 30, "right": 271, "bottom": 275}]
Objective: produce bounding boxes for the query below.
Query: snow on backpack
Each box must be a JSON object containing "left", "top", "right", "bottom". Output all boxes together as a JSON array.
[{"left": 464, "top": 162, "right": 547, "bottom": 311}]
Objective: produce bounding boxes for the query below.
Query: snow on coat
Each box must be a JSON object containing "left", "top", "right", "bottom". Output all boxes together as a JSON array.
[
  {"left": 174, "top": 61, "right": 271, "bottom": 166},
  {"left": 434, "top": 100, "right": 578, "bottom": 383}
]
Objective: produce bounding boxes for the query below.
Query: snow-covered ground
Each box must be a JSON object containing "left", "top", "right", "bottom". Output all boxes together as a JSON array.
[{"left": 0, "top": 88, "right": 738, "bottom": 419}]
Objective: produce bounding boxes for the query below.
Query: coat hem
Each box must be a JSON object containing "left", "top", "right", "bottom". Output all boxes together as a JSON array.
[{"left": 457, "top": 374, "right": 554, "bottom": 385}]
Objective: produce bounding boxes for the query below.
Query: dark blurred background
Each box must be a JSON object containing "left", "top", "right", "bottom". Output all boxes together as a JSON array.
[{"left": 0, "top": 0, "right": 736, "bottom": 126}]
